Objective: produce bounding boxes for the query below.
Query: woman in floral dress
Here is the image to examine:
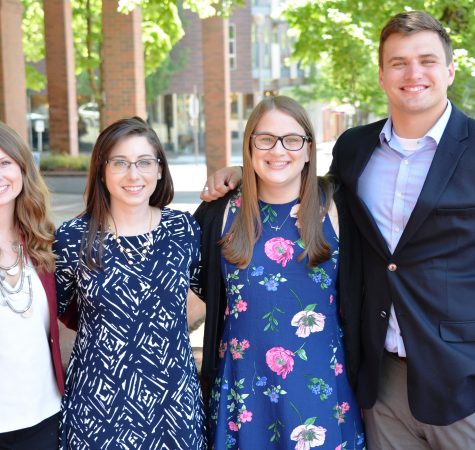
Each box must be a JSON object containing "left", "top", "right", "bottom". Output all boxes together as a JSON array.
[{"left": 195, "top": 96, "right": 365, "bottom": 449}]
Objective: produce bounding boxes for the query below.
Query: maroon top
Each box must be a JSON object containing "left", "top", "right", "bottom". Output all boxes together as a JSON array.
[{"left": 38, "top": 271, "right": 65, "bottom": 395}]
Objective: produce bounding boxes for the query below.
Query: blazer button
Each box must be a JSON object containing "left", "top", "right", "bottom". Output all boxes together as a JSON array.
[
  {"left": 388, "top": 263, "right": 397, "bottom": 272},
  {"left": 380, "top": 310, "right": 387, "bottom": 319}
]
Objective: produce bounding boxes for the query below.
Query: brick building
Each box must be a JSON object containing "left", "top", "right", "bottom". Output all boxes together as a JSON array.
[{"left": 150, "top": 0, "right": 306, "bottom": 159}]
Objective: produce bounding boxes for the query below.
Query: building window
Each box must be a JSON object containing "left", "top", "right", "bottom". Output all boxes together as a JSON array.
[{"left": 229, "top": 23, "right": 237, "bottom": 70}]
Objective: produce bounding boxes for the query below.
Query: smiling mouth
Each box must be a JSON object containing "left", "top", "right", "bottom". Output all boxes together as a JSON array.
[
  {"left": 402, "top": 85, "right": 427, "bottom": 92},
  {"left": 122, "top": 186, "right": 144, "bottom": 192},
  {"left": 266, "top": 161, "right": 290, "bottom": 168},
  {"left": 0, "top": 185, "right": 10, "bottom": 194}
]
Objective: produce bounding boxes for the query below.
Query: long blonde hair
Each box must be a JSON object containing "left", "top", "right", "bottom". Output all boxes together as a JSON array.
[
  {"left": 0, "top": 122, "right": 55, "bottom": 272},
  {"left": 221, "top": 96, "right": 333, "bottom": 268}
]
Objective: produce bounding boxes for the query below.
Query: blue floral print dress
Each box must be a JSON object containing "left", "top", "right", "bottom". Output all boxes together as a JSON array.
[{"left": 209, "top": 193, "right": 365, "bottom": 450}]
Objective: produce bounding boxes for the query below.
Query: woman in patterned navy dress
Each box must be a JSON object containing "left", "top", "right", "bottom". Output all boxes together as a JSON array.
[
  {"left": 195, "top": 96, "right": 365, "bottom": 449},
  {"left": 54, "top": 117, "right": 206, "bottom": 449}
]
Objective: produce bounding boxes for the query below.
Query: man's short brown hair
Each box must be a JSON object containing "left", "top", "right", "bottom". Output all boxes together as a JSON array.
[{"left": 379, "top": 11, "right": 453, "bottom": 67}]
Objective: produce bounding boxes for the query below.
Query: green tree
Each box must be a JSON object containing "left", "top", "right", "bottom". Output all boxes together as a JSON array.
[
  {"left": 22, "top": 0, "right": 243, "bottom": 108},
  {"left": 284, "top": 1, "right": 475, "bottom": 122}
]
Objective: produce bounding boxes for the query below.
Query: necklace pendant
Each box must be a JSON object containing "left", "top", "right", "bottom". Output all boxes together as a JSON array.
[{"left": 6, "top": 265, "right": 19, "bottom": 276}]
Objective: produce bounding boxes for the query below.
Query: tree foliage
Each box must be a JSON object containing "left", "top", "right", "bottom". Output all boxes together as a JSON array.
[
  {"left": 22, "top": 0, "right": 243, "bottom": 100},
  {"left": 284, "top": 0, "right": 475, "bottom": 120}
]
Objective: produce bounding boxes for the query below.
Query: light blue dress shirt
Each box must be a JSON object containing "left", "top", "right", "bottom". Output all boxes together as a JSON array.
[{"left": 357, "top": 102, "right": 452, "bottom": 356}]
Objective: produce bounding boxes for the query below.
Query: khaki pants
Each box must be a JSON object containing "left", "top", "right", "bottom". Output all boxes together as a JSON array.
[{"left": 363, "top": 351, "right": 475, "bottom": 450}]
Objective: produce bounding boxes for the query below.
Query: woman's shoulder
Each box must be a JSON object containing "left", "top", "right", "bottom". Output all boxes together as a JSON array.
[
  {"left": 161, "top": 207, "right": 200, "bottom": 233},
  {"left": 55, "top": 215, "right": 88, "bottom": 241}
]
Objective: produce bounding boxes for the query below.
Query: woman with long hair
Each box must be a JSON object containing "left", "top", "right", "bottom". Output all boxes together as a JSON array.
[
  {"left": 0, "top": 122, "right": 63, "bottom": 449},
  {"left": 195, "top": 96, "right": 365, "bottom": 449},
  {"left": 54, "top": 117, "right": 206, "bottom": 449}
]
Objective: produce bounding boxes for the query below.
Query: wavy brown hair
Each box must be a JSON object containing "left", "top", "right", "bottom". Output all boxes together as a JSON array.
[
  {"left": 221, "top": 96, "right": 333, "bottom": 268},
  {"left": 81, "top": 116, "right": 174, "bottom": 270},
  {"left": 0, "top": 122, "right": 55, "bottom": 272}
]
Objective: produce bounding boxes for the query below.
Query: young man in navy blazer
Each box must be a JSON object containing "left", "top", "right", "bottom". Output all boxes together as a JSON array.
[{"left": 201, "top": 10, "right": 475, "bottom": 449}]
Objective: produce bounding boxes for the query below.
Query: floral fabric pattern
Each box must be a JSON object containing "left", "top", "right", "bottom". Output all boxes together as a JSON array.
[{"left": 210, "top": 194, "right": 366, "bottom": 449}]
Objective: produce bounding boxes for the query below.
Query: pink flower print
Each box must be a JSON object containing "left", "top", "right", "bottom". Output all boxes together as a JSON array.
[
  {"left": 330, "top": 294, "right": 334, "bottom": 304},
  {"left": 266, "top": 347, "right": 295, "bottom": 379},
  {"left": 264, "top": 237, "right": 295, "bottom": 267},
  {"left": 334, "top": 362, "right": 343, "bottom": 376},
  {"left": 239, "top": 409, "right": 253, "bottom": 423},
  {"left": 228, "top": 421, "right": 239, "bottom": 431},
  {"left": 290, "top": 424, "right": 327, "bottom": 449},
  {"left": 234, "top": 197, "right": 241, "bottom": 208},
  {"left": 225, "top": 306, "right": 230, "bottom": 315},
  {"left": 291, "top": 310, "right": 326, "bottom": 338},
  {"left": 333, "top": 402, "right": 350, "bottom": 424},
  {"left": 290, "top": 203, "right": 301, "bottom": 228},
  {"left": 335, "top": 446, "right": 342, "bottom": 450},
  {"left": 236, "top": 299, "right": 248, "bottom": 312},
  {"left": 229, "top": 338, "right": 249, "bottom": 360}
]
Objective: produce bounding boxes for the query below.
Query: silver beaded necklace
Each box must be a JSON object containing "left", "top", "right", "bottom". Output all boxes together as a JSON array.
[
  {"left": 0, "top": 243, "right": 33, "bottom": 316},
  {"left": 0, "top": 241, "right": 21, "bottom": 277}
]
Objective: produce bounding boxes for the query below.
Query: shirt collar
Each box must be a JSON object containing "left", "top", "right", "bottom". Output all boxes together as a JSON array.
[{"left": 379, "top": 101, "right": 453, "bottom": 146}]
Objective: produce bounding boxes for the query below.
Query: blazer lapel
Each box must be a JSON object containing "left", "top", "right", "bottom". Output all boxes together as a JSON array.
[
  {"left": 348, "top": 125, "right": 382, "bottom": 190},
  {"left": 348, "top": 122, "right": 392, "bottom": 259},
  {"left": 394, "top": 107, "right": 469, "bottom": 253}
]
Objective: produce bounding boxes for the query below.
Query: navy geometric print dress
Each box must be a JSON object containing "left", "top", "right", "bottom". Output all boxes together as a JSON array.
[
  {"left": 54, "top": 208, "right": 206, "bottom": 449},
  {"left": 209, "top": 193, "right": 366, "bottom": 449}
]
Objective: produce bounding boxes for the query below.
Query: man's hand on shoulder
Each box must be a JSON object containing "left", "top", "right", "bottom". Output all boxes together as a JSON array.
[{"left": 200, "top": 166, "right": 243, "bottom": 201}]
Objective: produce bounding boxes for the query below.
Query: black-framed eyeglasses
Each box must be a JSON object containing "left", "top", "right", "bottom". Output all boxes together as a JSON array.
[
  {"left": 251, "top": 133, "right": 311, "bottom": 151},
  {"left": 106, "top": 158, "right": 160, "bottom": 174}
]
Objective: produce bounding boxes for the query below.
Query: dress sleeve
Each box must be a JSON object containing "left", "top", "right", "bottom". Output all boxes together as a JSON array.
[
  {"left": 53, "top": 220, "right": 81, "bottom": 316},
  {"left": 184, "top": 211, "right": 203, "bottom": 300}
]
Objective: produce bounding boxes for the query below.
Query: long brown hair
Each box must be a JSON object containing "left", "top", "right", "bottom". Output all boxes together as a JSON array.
[
  {"left": 0, "top": 122, "right": 55, "bottom": 272},
  {"left": 222, "top": 96, "right": 333, "bottom": 268},
  {"left": 81, "top": 116, "right": 173, "bottom": 270}
]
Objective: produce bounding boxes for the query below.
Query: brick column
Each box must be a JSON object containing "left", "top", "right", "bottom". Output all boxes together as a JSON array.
[
  {"left": 202, "top": 17, "right": 231, "bottom": 175},
  {"left": 44, "top": 0, "right": 78, "bottom": 155},
  {"left": 0, "top": 0, "right": 27, "bottom": 140},
  {"left": 102, "top": 1, "right": 146, "bottom": 127}
]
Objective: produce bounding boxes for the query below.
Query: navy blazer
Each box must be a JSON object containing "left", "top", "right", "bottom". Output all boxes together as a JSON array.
[{"left": 331, "top": 105, "right": 475, "bottom": 426}]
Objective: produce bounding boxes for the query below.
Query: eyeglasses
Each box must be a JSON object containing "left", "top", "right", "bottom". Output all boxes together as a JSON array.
[
  {"left": 106, "top": 158, "right": 160, "bottom": 174},
  {"left": 251, "top": 133, "right": 311, "bottom": 151}
]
